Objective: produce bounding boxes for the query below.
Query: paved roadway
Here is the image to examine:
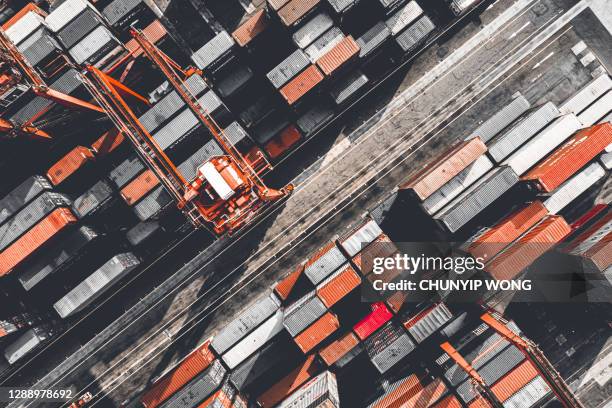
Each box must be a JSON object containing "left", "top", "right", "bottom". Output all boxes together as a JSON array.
[{"left": 4, "top": 0, "right": 601, "bottom": 406}]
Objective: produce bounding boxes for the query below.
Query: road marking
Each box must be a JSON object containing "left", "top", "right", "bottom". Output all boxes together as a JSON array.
[
  {"left": 509, "top": 21, "right": 532, "bottom": 38},
  {"left": 533, "top": 51, "right": 555, "bottom": 68}
]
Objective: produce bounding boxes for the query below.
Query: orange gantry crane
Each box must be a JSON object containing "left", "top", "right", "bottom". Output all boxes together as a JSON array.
[{"left": 79, "top": 28, "right": 292, "bottom": 234}]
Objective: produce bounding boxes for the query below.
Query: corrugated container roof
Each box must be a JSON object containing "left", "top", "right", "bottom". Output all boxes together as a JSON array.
[
  {"left": 564, "top": 212, "right": 612, "bottom": 255},
  {"left": 316, "top": 264, "right": 361, "bottom": 307},
  {"left": 352, "top": 234, "right": 397, "bottom": 275},
  {"left": 318, "top": 332, "right": 359, "bottom": 366},
  {"left": 56, "top": 7, "right": 102, "bottom": 48},
  {"left": 265, "top": 124, "right": 303, "bottom": 159},
  {"left": 294, "top": 311, "right": 339, "bottom": 352},
  {"left": 522, "top": 123, "right": 612, "bottom": 192},
  {"left": 366, "top": 373, "right": 422, "bottom": 408},
  {"left": 503, "top": 376, "right": 550, "bottom": 408},
  {"left": 23, "top": 33, "right": 61, "bottom": 67},
  {"left": 582, "top": 231, "right": 611, "bottom": 271},
  {"left": 444, "top": 333, "right": 510, "bottom": 385},
  {"left": 339, "top": 219, "right": 383, "bottom": 257},
  {"left": 292, "top": 13, "right": 333, "bottom": 49},
  {"left": 368, "top": 328, "right": 415, "bottom": 373},
  {"left": 357, "top": 22, "right": 390, "bottom": 58},
  {"left": 543, "top": 163, "right": 606, "bottom": 214},
  {"left": 103, "top": 0, "right": 145, "bottom": 26},
  {"left": 0, "top": 208, "right": 76, "bottom": 276},
  {"left": 316, "top": 35, "right": 359, "bottom": 76},
  {"left": 253, "top": 115, "right": 290, "bottom": 145},
  {"left": 467, "top": 95, "right": 531, "bottom": 142},
  {"left": 141, "top": 341, "right": 215, "bottom": 408},
  {"left": 305, "top": 26, "right": 344, "bottom": 62},
  {"left": 490, "top": 360, "right": 539, "bottom": 402},
  {"left": 601, "top": 152, "right": 612, "bottom": 169},
  {"left": 431, "top": 395, "right": 462, "bottom": 408},
  {"left": 212, "top": 293, "right": 280, "bottom": 355},
  {"left": 257, "top": 355, "right": 320, "bottom": 407},
  {"left": 296, "top": 101, "right": 334, "bottom": 134},
  {"left": 109, "top": 156, "right": 145, "bottom": 188},
  {"left": 268, "top": 0, "right": 291, "bottom": 11},
  {"left": 304, "top": 241, "right": 347, "bottom": 284},
  {"left": 284, "top": 291, "right": 327, "bottom": 336},
  {"left": 560, "top": 74, "right": 612, "bottom": 115},
  {"left": 578, "top": 90, "right": 612, "bottom": 126},
  {"left": 178, "top": 139, "right": 224, "bottom": 182},
  {"left": 6, "top": 11, "right": 45, "bottom": 45},
  {"left": 121, "top": 170, "right": 159, "bottom": 206},
  {"left": 330, "top": 70, "right": 369, "bottom": 105},
  {"left": 133, "top": 186, "right": 172, "bottom": 221},
  {"left": 4, "top": 328, "right": 48, "bottom": 364},
  {"left": 278, "top": 0, "right": 320, "bottom": 27},
  {"left": 0, "top": 175, "right": 52, "bottom": 227},
  {"left": 72, "top": 180, "right": 114, "bottom": 218},
  {"left": 385, "top": 1, "right": 422, "bottom": 35},
  {"left": 45, "top": 0, "right": 96, "bottom": 32},
  {"left": 395, "top": 14, "right": 435, "bottom": 52},
  {"left": 68, "top": 25, "right": 117, "bottom": 64},
  {"left": 191, "top": 31, "right": 235, "bottom": 70},
  {"left": 488, "top": 102, "right": 560, "bottom": 163},
  {"left": 126, "top": 221, "right": 161, "bottom": 247},
  {"left": 469, "top": 201, "right": 548, "bottom": 261},
  {"left": 402, "top": 379, "right": 447, "bottom": 408},
  {"left": 232, "top": 9, "right": 268, "bottom": 47},
  {"left": 277, "top": 371, "right": 339, "bottom": 408},
  {"left": 274, "top": 264, "right": 304, "bottom": 301},
  {"left": 327, "top": 0, "right": 356, "bottom": 13},
  {"left": 353, "top": 302, "right": 393, "bottom": 340},
  {"left": 400, "top": 137, "right": 487, "bottom": 200},
  {"left": 47, "top": 146, "right": 94, "bottom": 185},
  {"left": 487, "top": 215, "right": 571, "bottom": 280},
  {"left": 124, "top": 20, "right": 167, "bottom": 57},
  {"left": 404, "top": 303, "right": 452, "bottom": 343},
  {"left": 162, "top": 359, "right": 226, "bottom": 408},
  {"left": 216, "top": 65, "right": 253, "bottom": 98},
  {"left": 267, "top": 49, "right": 310, "bottom": 89}
]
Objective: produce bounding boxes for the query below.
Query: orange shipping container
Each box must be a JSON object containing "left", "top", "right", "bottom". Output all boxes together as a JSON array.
[
  {"left": 125, "top": 20, "right": 167, "bottom": 58},
  {"left": 431, "top": 395, "right": 462, "bottom": 408},
  {"left": 257, "top": 355, "right": 320, "bottom": 407},
  {"left": 280, "top": 65, "right": 324, "bottom": 105},
  {"left": 294, "top": 312, "right": 339, "bottom": 353},
  {"left": 399, "top": 138, "right": 487, "bottom": 200},
  {"left": 467, "top": 396, "right": 494, "bottom": 408},
  {"left": 274, "top": 263, "right": 304, "bottom": 302},
  {"left": 487, "top": 215, "right": 571, "bottom": 281},
  {"left": 121, "top": 169, "right": 160, "bottom": 205},
  {"left": 386, "top": 290, "right": 409, "bottom": 314},
  {"left": 405, "top": 379, "right": 447, "bottom": 408},
  {"left": 141, "top": 341, "right": 215, "bottom": 408},
  {"left": 582, "top": 231, "right": 612, "bottom": 271},
  {"left": 469, "top": 201, "right": 549, "bottom": 261},
  {"left": 265, "top": 124, "right": 302, "bottom": 159},
  {"left": 369, "top": 373, "right": 422, "bottom": 408},
  {"left": 522, "top": 123, "right": 612, "bottom": 192},
  {"left": 268, "top": 0, "right": 290, "bottom": 10},
  {"left": 318, "top": 332, "right": 359, "bottom": 366},
  {"left": 352, "top": 234, "right": 396, "bottom": 274},
  {"left": 91, "top": 129, "right": 124, "bottom": 155},
  {"left": 490, "top": 360, "right": 539, "bottom": 402},
  {"left": 277, "top": 0, "right": 320, "bottom": 26},
  {"left": 316, "top": 264, "right": 361, "bottom": 307},
  {"left": 232, "top": 9, "right": 268, "bottom": 47},
  {"left": 0, "top": 208, "right": 76, "bottom": 276},
  {"left": 196, "top": 388, "right": 232, "bottom": 408},
  {"left": 316, "top": 36, "right": 360, "bottom": 76},
  {"left": 47, "top": 146, "right": 95, "bottom": 185}
]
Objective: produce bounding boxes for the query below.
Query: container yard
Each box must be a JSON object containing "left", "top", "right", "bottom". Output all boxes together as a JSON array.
[{"left": 0, "top": 0, "right": 610, "bottom": 407}]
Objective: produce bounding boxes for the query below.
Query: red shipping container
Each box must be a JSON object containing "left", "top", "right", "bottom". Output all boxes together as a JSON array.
[
  {"left": 571, "top": 204, "right": 608, "bottom": 230},
  {"left": 277, "top": 0, "right": 320, "bottom": 26},
  {"left": 369, "top": 373, "right": 422, "bottom": 408},
  {"left": 469, "top": 201, "right": 548, "bottom": 261},
  {"left": 316, "top": 36, "right": 360, "bottom": 77},
  {"left": 353, "top": 302, "right": 393, "bottom": 340},
  {"left": 490, "top": 360, "right": 539, "bottom": 402},
  {"left": 47, "top": 146, "right": 95, "bottom": 185},
  {"left": 316, "top": 264, "right": 361, "bottom": 307},
  {"left": 352, "top": 234, "right": 397, "bottom": 274},
  {"left": 257, "top": 355, "right": 320, "bottom": 407},
  {"left": 264, "top": 124, "right": 302, "bottom": 159},
  {"left": 280, "top": 65, "right": 324, "bottom": 105},
  {"left": 121, "top": 169, "right": 160, "bottom": 205},
  {"left": 522, "top": 123, "right": 612, "bottom": 192},
  {"left": 274, "top": 263, "right": 304, "bottom": 302},
  {"left": 431, "top": 395, "right": 462, "bottom": 408},
  {"left": 232, "top": 9, "right": 268, "bottom": 47},
  {"left": 487, "top": 215, "right": 571, "bottom": 281},
  {"left": 91, "top": 129, "right": 124, "bottom": 155},
  {"left": 294, "top": 312, "right": 339, "bottom": 353},
  {"left": 563, "top": 212, "right": 612, "bottom": 253},
  {"left": 582, "top": 231, "right": 611, "bottom": 271},
  {"left": 0, "top": 208, "right": 76, "bottom": 276},
  {"left": 141, "top": 341, "right": 215, "bottom": 408},
  {"left": 399, "top": 137, "right": 487, "bottom": 200},
  {"left": 318, "top": 332, "right": 360, "bottom": 366}
]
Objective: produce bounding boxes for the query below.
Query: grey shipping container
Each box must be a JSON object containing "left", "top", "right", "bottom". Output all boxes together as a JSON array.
[
  {"left": 284, "top": 291, "right": 327, "bottom": 336},
  {"left": 4, "top": 327, "right": 51, "bottom": 365},
  {"left": 395, "top": 15, "right": 435, "bottom": 53},
  {"left": 365, "top": 322, "right": 415, "bottom": 373},
  {"left": 292, "top": 13, "right": 334, "bottom": 49},
  {"left": 406, "top": 303, "right": 453, "bottom": 343},
  {"left": 211, "top": 293, "right": 280, "bottom": 355},
  {"left": 0, "top": 192, "right": 71, "bottom": 251},
  {"left": 357, "top": 22, "right": 391, "bottom": 58},
  {"left": 487, "top": 102, "right": 560, "bottom": 163},
  {"left": 327, "top": 0, "right": 357, "bottom": 14},
  {"left": 253, "top": 115, "right": 289, "bottom": 145},
  {"left": 448, "top": 0, "right": 479, "bottom": 15},
  {"left": 16, "top": 26, "right": 48, "bottom": 53},
  {"left": 133, "top": 186, "right": 172, "bottom": 221},
  {"left": 339, "top": 219, "right": 383, "bottom": 257},
  {"left": 304, "top": 245, "right": 347, "bottom": 285},
  {"left": 68, "top": 25, "right": 119, "bottom": 65},
  {"left": 126, "top": 221, "right": 161, "bottom": 246},
  {"left": 56, "top": 7, "right": 103, "bottom": 48},
  {"left": 330, "top": 70, "right": 369, "bottom": 105},
  {"left": 267, "top": 50, "right": 310, "bottom": 89},
  {"left": 162, "top": 359, "right": 226, "bottom": 408},
  {"left": 177, "top": 139, "right": 224, "bottom": 181},
  {"left": 305, "top": 27, "right": 344, "bottom": 62},
  {"left": 504, "top": 376, "right": 550, "bottom": 408},
  {"left": 72, "top": 180, "right": 115, "bottom": 218},
  {"left": 216, "top": 66, "right": 253, "bottom": 98},
  {"left": 53, "top": 253, "right": 140, "bottom": 318},
  {"left": 385, "top": 1, "right": 423, "bottom": 36},
  {"left": 278, "top": 371, "right": 339, "bottom": 408},
  {"left": 466, "top": 94, "right": 531, "bottom": 142},
  {"left": 191, "top": 31, "right": 235, "bottom": 70},
  {"left": 296, "top": 101, "right": 334, "bottom": 135},
  {"left": 239, "top": 97, "right": 275, "bottom": 128},
  {"left": 434, "top": 166, "right": 519, "bottom": 233},
  {"left": 18, "top": 226, "right": 99, "bottom": 291},
  {"left": 223, "top": 122, "right": 249, "bottom": 146},
  {"left": 0, "top": 175, "right": 52, "bottom": 226},
  {"left": 109, "top": 156, "right": 145, "bottom": 188},
  {"left": 103, "top": 0, "right": 148, "bottom": 27},
  {"left": 22, "top": 34, "right": 62, "bottom": 67}
]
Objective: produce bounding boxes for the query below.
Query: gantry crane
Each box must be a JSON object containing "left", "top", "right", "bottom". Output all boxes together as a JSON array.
[{"left": 79, "top": 28, "right": 292, "bottom": 234}]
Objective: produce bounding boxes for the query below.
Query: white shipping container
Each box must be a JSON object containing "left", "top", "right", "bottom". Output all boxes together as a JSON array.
[
  {"left": 544, "top": 163, "right": 606, "bottom": 214},
  {"left": 385, "top": 1, "right": 423, "bottom": 36},
  {"left": 422, "top": 155, "right": 493, "bottom": 215},
  {"left": 578, "top": 90, "right": 612, "bottom": 126},
  {"left": 293, "top": 13, "right": 333, "bottom": 49},
  {"left": 4, "top": 328, "right": 49, "bottom": 364},
  {"left": 222, "top": 309, "right": 284, "bottom": 369},
  {"left": 503, "top": 376, "right": 550, "bottom": 408},
  {"left": 68, "top": 25, "right": 116, "bottom": 64},
  {"left": 340, "top": 219, "right": 383, "bottom": 256},
  {"left": 560, "top": 75, "right": 612, "bottom": 115},
  {"left": 450, "top": 0, "right": 479, "bottom": 15},
  {"left": 406, "top": 303, "right": 453, "bottom": 343},
  {"left": 600, "top": 152, "right": 612, "bottom": 169},
  {"left": 467, "top": 95, "right": 531, "bottom": 143},
  {"left": 46, "top": 0, "right": 97, "bottom": 32},
  {"left": 305, "top": 27, "right": 344, "bottom": 62},
  {"left": 6, "top": 11, "right": 46, "bottom": 45},
  {"left": 278, "top": 371, "right": 339, "bottom": 408},
  {"left": 502, "top": 114, "right": 582, "bottom": 175}
]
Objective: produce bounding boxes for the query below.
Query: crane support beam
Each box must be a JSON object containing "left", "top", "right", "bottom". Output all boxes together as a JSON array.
[
  {"left": 0, "top": 117, "right": 51, "bottom": 140},
  {"left": 96, "top": 73, "right": 150, "bottom": 106},
  {"left": 37, "top": 88, "right": 106, "bottom": 113}
]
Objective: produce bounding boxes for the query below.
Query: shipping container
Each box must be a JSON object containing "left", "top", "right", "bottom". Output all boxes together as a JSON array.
[
  {"left": 601, "top": 152, "right": 612, "bottom": 169},
  {"left": 120, "top": 170, "right": 159, "bottom": 206},
  {"left": 339, "top": 219, "right": 383, "bottom": 257},
  {"left": 264, "top": 124, "right": 303, "bottom": 159},
  {"left": 109, "top": 155, "right": 145, "bottom": 189},
  {"left": 162, "top": 359, "right": 226, "bottom": 408},
  {"left": 431, "top": 395, "right": 462, "bottom": 408},
  {"left": 352, "top": 234, "right": 397, "bottom": 275},
  {"left": 404, "top": 303, "right": 453, "bottom": 343},
  {"left": 232, "top": 9, "right": 268, "bottom": 47},
  {"left": 269, "top": 0, "right": 291, "bottom": 11},
  {"left": 327, "top": 0, "right": 357, "bottom": 14},
  {"left": 487, "top": 215, "right": 571, "bottom": 281},
  {"left": 277, "top": 371, "right": 339, "bottom": 408},
  {"left": 18, "top": 226, "right": 99, "bottom": 290},
  {"left": 267, "top": 49, "right": 311, "bottom": 89},
  {"left": 366, "top": 373, "right": 422, "bottom": 408},
  {"left": 178, "top": 139, "right": 224, "bottom": 181},
  {"left": 124, "top": 19, "right": 167, "bottom": 58},
  {"left": 490, "top": 360, "right": 539, "bottom": 402},
  {"left": 4, "top": 327, "right": 51, "bottom": 364},
  {"left": 543, "top": 163, "right": 606, "bottom": 214},
  {"left": 22, "top": 33, "right": 62, "bottom": 67},
  {"left": 68, "top": 25, "right": 119, "bottom": 64},
  {"left": 216, "top": 65, "right": 253, "bottom": 99},
  {"left": 56, "top": 7, "right": 103, "bottom": 48},
  {"left": 330, "top": 70, "right": 369, "bottom": 105},
  {"left": 400, "top": 137, "right": 487, "bottom": 201},
  {"left": 353, "top": 302, "right": 393, "bottom": 340},
  {"left": 385, "top": 1, "right": 422, "bottom": 36},
  {"left": 434, "top": 166, "right": 519, "bottom": 233},
  {"left": 578, "top": 90, "right": 612, "bottom": 126},
  {"left": 0, "top": 175, "right": 52, "bottom": 226},
  {"left": 191, "top": 31, "right": 235, "bottom": 70},
  {"left": 47, "top": 146, "right": 95, "bottom": 186},
  {"left": 487, "top": 102, "right": 560, "bottom": 163},
  {"left": 253, "top": 115, "right": 290, "bottom": 145},
  {"left": 305, "top": 27, "right": 344, "bottom": 62},
  {"left": 304, "top": 241, "right": 347, "bottom": 284},
  {"left": 0, "top": 207, "right": 77, "bottom": 276},
  {"left": 274, "top": 264, "right": 304, "bottom": 302},
  {"left": 284, "top": 291, "right": 327, "bottom": 336},
  {"left": 5, "top": 11, "right": 46, "bottom": 45},
  {"left": 277, "top": 0, "right": 320, "bottom": 27},
  {"left": 379, "top": 378, "right": 446, "bottom": 408},
  {"left": 565, "top": 213, "right": 612, "bottom": 256},
  {"left": 126, "top": 221, "right": 161, "bottom": 246},
  {"left": 316, "top": 35, "right": 360, "bottom": 76},
  {"left": 365, "top": 321, "right": 415, "bottom": 373},
  {"left": 296, "top": 102, "right": 334, "bottom": 134},
  {"left": 357, "top": 22, "right": 391, "bottom": 58},
  {"left": 103, "top": 0, "right": 150, "bottom": 28},
  {"left": 522, "top": 123, "right": 612, "bottom": 192},
  {"left": 560, "top": 74, "right": 612, "bottom": 115},
  {"left": 395, "top": 14, "right": 435, "bottom": 53},
  {"left": 45, "top": 0, "right": 98, "bottom": 32},
  {"left": 197, "top": 383, "right": 241, "bottom": 408},
  {"left": 72, "top": 179, "right": 115, "bottom": 218},
  {"left": 257, "top": 355, "right": 320, "bottom": 407},
  {"left": 466, "top": 95, "right": 531, "bottom": 142},
  {"left": 503, "top": 376, "right": 550, "bottom": 408},
  {"left": 54, "top": 253, "right": 140, "bottom": 318},
  {"left": 141, "top": 341, "right": 215, "bottom": 408},
  {"left": 292, "top": 13, "right": 333, "bottom": 49},
  {"left": 133, "top": 186, "right": 172, "bottom": 221},
  {"left": 294, "top": 312, "right": 339, "bottom": 353},
  {"left": 318, "top": 331, "right": 360, "bottom": 366}
]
